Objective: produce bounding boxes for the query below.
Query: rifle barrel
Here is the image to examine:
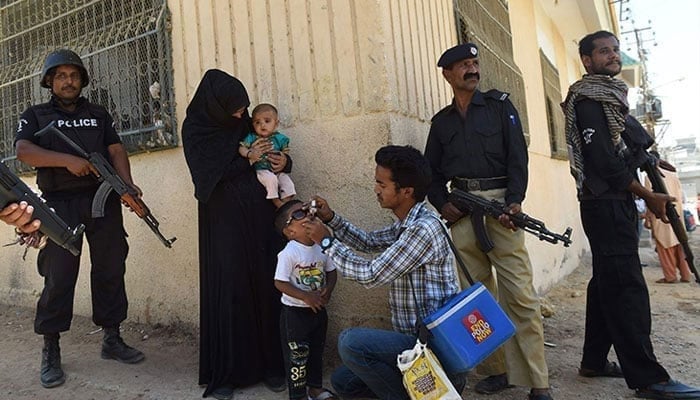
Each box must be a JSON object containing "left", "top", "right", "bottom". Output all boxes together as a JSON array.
[{"left": 448, "top": 188, "right": 572, "bottom": 247}]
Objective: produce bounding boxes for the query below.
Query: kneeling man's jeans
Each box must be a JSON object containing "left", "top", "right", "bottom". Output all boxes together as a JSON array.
[{"left": 331, "top": 327, "right": 466, "bottom": 399}]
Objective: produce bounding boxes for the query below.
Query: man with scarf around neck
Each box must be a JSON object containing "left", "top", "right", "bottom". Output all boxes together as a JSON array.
[
  {"left": 424, "top": 43, "right": 552, "bottom": 400},
  {"left": 182, "top": 69, "right": 288, "bottom": 400},
  {"left": 563, "top": 30, "right": 700, "bottom": 399},
  {"left": 14, "top": 49, "right": 144, "bottom": 389}
]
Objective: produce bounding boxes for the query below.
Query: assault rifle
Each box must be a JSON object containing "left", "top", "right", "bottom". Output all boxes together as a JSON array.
[
  {"left": 0, "top": 161, "right": 84, "bottom": 256},
  {"left": 448, "top": 188, "right": 572, "bottom": 252},
  {"left": 641, "top": 159, "right": 700, "bottom": 284},
  {"left": 35, "top": 122, "right": 176, "bottom": 248}
]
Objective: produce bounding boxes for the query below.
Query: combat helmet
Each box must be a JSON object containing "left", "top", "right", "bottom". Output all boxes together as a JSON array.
[{"left": 40, "top": 49, "right": 90, "bottom": 88}]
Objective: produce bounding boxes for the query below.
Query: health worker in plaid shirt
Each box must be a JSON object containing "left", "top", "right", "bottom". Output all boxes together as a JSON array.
[{"left": 302, "top": 145, "right": 464, "bottom": 399}]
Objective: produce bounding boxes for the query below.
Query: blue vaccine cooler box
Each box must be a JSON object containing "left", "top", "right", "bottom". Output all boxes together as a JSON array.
[{"left": 424, "top": 282, "right": 516, "bottom": 374}]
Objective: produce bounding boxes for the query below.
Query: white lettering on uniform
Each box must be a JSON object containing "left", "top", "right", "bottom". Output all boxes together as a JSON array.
[
  {"left": 56, "top": 119, "right": 98, "bottom": 128},
  {"left": 17, "top": 118, "right": 28, "bottom": 133}
]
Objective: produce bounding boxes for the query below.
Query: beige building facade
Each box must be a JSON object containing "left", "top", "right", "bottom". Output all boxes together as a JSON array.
[{"left": 0, "top": 0, "right": 620, "bottom": 342}]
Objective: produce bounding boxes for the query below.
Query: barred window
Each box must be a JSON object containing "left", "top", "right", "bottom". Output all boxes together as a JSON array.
[
  {"left": 539, "top": 50, "right": 567, "bottom": 159},
  {"left": 454, "top": 0, "right": 529, "bottom": 145},
  {"left": 0, "top": 0, "right": 176, "bottom": 173}
]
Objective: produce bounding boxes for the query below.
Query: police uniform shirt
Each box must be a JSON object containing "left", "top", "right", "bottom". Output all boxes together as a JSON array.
[
  {"left": 574, "top": 99, "right": 635, "bottom": 198},
  {"left": 15, "top": 96, "right": 121, "bottom": 195},
  {"left": 425, "top": 89, "right": 528, "bottom": 210}
]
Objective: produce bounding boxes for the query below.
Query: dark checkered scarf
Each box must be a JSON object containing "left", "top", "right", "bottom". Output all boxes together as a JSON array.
[{"left": 561, "top": 74, "right": 629, "bottom": 190}]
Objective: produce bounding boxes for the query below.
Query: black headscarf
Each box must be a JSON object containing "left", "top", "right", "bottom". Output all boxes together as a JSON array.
[{"left": 182, "top": 69, "right": 252, "bottom": 203}]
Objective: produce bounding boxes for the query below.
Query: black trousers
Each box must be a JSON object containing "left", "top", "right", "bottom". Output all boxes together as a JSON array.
[
  {"left": 280, "top": 305, "right": 328, "bottom": 400},
  {"left": 35, "top": 192, "right": 129, "bottom": 334},
  {"left": 579, "top": 197, "right": 670, "bottom": 389}
]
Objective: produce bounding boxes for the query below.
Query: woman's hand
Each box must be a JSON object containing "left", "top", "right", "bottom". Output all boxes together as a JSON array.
[
  {"left": 246, "top": 138, "right": 273, "bottom": 163},
  {"left": 267, "top": 152, "right": 287, "bottom": 173},
  {"left": 251, "top": 138, "right": 273, "bottom": 154}
]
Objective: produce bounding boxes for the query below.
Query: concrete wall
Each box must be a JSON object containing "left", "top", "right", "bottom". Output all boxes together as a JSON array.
[
  {"left": 0, "top": 0, "right": 617, "bottom": 336},
  {"left": 0, "top": 0, "right": 459, "bottom": 336},
  {"left": 509, "top": 1, "right": 583, "bottom": 290}
]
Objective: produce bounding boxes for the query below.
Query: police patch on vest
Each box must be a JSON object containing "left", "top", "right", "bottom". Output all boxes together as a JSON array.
[
  {"left": 57, "top": 119, "right": 98, "bottom": 128},
  {"left": 17, "top": 118, "right": 28, "bottom": 133}
]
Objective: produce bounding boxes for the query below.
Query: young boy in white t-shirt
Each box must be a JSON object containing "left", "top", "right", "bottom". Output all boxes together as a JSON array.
[{"left": 274, "top": 200, "right": 338, "bottom": 400}]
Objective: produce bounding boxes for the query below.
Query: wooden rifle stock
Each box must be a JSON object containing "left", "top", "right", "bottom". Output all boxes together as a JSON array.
[
  {"left": 120, "top": 192, "right": 149, "bottom": 218},
  {"left": 641, "top": 160, "right": 700, "bottom": 284}
]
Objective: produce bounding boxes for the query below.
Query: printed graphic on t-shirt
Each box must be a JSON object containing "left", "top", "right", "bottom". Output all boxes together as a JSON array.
[{"left": 295, "top": 262, "right": 325, "bottom": 291}]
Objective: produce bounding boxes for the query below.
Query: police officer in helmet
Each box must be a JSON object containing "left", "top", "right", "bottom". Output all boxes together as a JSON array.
[{"left": 15, "top": 49, "right": 145, "bottom": 389}]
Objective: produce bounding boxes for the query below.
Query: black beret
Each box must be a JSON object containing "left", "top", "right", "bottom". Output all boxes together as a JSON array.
[{"left": 437, "top": 43, "right": 479, "bottom": 68}]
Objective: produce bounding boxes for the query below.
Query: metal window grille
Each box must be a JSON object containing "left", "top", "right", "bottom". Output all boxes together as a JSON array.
[
  {"left": 453, "top": 0, "right": 529, "bottom": 145},
  {"left": 0, "top": 0, "right": 176, "bottom": 173},
  {"left": 539, "top": 49, "right": 567, "bottom": 160}
]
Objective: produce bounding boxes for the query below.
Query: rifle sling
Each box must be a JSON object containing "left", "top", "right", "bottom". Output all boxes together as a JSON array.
[{"left": 438, "top": 221, "right": 475, "bottom": 287}]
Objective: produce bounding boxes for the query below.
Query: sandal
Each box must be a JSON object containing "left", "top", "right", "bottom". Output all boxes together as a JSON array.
[
  {"left": 579, "top": 361, "right": 624, "bottom": 378},
  {"left": 308, "top": 388, "right": 338, "bottom": 400},
  {"left": 655, "top": 278, "right": 678, "bottom": 284}
]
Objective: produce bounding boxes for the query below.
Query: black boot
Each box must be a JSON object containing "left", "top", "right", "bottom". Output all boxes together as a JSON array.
[
  {"left": 101, "top": 326, "right": 145, "bottom": 364},
  {"left": 40, "top": 333, "right": 65, "bottom": 388}
]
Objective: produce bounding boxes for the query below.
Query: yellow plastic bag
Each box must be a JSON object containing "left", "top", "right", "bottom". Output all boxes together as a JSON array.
[{"left": 397, "top": 340, "right": 462, "bottom": 400}]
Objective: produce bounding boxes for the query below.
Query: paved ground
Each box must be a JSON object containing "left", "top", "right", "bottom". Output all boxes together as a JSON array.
[{"left": 1, "top": 230, "right": 699, "bottom": 400}]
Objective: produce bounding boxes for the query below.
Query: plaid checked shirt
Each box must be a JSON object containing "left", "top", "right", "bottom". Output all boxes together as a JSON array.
[{"left": 324, "top": 202, "right": 459, "bottom": 334}]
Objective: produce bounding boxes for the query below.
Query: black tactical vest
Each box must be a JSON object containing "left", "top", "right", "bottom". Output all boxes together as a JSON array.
[{"left": 29, "top": 100, "right": 112, "bottom": 194}]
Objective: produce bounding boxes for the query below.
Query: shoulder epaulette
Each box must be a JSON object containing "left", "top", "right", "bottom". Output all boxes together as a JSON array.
[
  {"left": 31, "top": 102, "right": 53, "bottom": 114},
  {"left": 484, "top": 89, "right": 510, "bottom": 101},
  {"left": 29, "top": 103, "right": 57, "bottom": 123},
  {"left": 431, "top": 104, "right": 452, "bottom": 122}
]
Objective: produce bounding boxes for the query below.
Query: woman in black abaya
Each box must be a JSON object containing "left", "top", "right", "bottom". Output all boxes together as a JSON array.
[{"left": 182, "top": 69, "right": 286, "bottom": 399}]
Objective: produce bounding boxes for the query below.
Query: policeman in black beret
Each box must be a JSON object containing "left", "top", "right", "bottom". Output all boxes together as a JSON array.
[
  {"left": 436, "top": 42, "right": 479, "bottom": 68},
  {"left": 425, "top": 43, "right": 554, "bottom": 400}
]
